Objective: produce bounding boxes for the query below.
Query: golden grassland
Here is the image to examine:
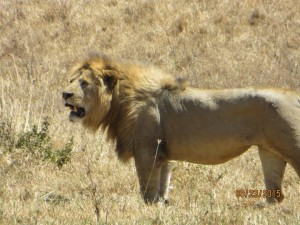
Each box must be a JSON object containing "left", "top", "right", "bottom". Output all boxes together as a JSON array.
[{"left": 0, "top": 0, "right": 300, "bottom": 224}]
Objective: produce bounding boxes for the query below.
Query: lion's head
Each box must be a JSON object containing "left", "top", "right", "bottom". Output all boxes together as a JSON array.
[{"left": 62, "top": 56, "right": 118, "bottom": 131}]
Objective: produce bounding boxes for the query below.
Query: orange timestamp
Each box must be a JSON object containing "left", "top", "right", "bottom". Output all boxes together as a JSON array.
[{"left": 235, "top": 189, "right": 281, "bottom": 198}]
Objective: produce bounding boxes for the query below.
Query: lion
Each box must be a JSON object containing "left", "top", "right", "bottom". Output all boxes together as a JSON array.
[{"left": 62, "top": 54, "right": 300, "bottom": 204}]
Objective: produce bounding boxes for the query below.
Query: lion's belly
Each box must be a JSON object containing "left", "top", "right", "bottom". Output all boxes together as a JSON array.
[
  {"left": 164, "top": 119, "right": 260, "bottom": 165},
  {"left": 166, "top": 139, "right": 251, "bottom": 165},
  {"left": 164, "top": 102, "right": 262, "bottom": 164}
]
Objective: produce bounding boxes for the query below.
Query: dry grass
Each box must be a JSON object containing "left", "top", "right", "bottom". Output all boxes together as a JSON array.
[{"left": 0, "top": 0, "right": 300, "bottom": 224}]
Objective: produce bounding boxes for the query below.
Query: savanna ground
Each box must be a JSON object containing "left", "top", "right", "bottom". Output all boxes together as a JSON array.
[{"left": 0, "top": 0, "right": 300, "bottom": 224}]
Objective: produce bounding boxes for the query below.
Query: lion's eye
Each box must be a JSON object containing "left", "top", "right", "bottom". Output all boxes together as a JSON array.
[{"left": 80, "top": 80, "right": 88, "bottom": 89}]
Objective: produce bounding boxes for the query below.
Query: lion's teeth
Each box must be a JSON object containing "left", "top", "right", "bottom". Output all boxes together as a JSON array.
[{"left": 66, "top": 104, "right": 78, "bottom": 112}]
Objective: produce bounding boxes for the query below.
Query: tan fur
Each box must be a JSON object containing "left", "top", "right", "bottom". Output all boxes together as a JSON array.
[{"left": 62, "top": 55, "right": 300, "bottom": 204}]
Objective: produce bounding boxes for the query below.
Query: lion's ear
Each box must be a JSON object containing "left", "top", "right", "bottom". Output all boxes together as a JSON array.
[{"left": 102, "top": 70, "right": 118, "bottom": 91}]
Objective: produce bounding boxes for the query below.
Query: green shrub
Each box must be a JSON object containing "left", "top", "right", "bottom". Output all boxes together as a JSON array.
[
  {"left": 51, "top": 137, "right": 74, "bottom": 169},
  {"left": 16, "top": 119, "right": 52, "bottom": 159},
  {"left": 16, "top": 118, "right": 73, "bottom": 169}
]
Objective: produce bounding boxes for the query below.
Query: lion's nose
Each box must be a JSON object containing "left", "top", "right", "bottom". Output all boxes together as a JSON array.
[{"left": 62, "top": 92, "right": 73, "bottom": 100}]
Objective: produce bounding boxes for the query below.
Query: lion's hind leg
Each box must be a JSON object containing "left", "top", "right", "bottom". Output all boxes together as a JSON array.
[{"left": 258, "top": 147, "right": 287, "bottom": 203}]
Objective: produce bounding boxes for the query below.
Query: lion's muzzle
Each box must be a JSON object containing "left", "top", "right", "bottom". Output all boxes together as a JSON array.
[{"left": 62, "top": 92, "right": 86, "bottom": 120}]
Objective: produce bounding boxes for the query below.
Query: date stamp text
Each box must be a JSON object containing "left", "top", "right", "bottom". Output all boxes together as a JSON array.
[{"left": 235, "top": 189, "right": 281, "bottom": 198}]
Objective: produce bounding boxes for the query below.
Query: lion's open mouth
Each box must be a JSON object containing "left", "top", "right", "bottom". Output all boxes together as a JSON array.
[{"left": 65, "top": 103, "right": 86, "bottom": 118}]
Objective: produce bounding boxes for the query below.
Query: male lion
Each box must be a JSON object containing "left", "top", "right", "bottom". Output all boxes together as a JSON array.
[{"left": 62, "top": 54, "right": 300, "bottom": 204}]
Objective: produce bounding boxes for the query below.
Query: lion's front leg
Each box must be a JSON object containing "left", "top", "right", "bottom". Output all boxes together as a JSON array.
[
  {"left": 159, "top": 162, "right": 173, "bottom": 202},
  {"left": 134, "top": 154, "right": 162, "bottom": 204},
  {"left": 132, "top": 107, "right": 167, "bottom": 203}
]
